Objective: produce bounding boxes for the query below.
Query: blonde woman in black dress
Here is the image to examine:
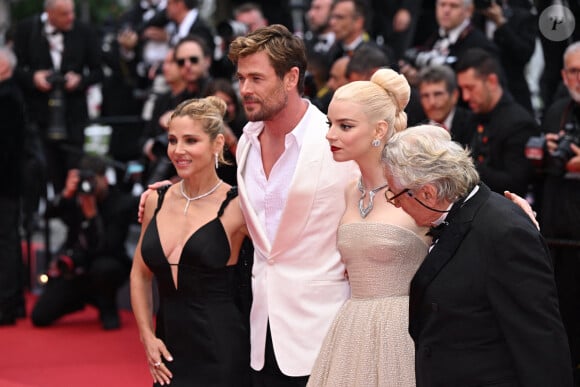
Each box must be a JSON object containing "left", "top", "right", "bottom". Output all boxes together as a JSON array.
[{"left": 131, "top": 96, "right": 251, "bottom": 386}]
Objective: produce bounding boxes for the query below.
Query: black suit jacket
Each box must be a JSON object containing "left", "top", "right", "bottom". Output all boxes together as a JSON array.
[
  {"left": 473, "top": 6, "right": 537, "bottom": 113},
  {"left": 450, "top": 105, "right": 476, "bottom": 147},
  {"left": 13, "top": 15, "right": 103, "bottom": 143},
  {"left": 469, "top": 92, "right": 539, "bottom": 196},
  {"left": 409, "top": 183, "right": 572, "bottom": 387}
]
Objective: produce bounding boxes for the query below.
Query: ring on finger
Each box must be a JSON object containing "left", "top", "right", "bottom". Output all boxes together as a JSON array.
[{"left": 153, "top": 362, "right": 162, "bottom": 368}]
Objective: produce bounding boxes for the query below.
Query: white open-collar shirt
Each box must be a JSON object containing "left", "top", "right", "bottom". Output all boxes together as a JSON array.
[{"left": 242, "top": 101, "right": 311, "bottom": 244}]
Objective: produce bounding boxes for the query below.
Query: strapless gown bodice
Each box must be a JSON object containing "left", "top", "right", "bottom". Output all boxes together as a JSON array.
[{"left": 308, "top": 222, "right": 428, "bottom": 387}]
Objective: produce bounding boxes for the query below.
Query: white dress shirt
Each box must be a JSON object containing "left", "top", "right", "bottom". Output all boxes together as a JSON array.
[{"left": 242, "top": 107, "right": 309, "bottom": 243}]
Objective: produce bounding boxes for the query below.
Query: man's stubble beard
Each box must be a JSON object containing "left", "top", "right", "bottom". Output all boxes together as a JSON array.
[{"left": 244, "top": 85, "right": 289, "bottom": 122}]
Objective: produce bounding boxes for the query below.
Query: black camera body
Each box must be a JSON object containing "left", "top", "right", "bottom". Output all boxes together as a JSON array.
[
  {"left": 78, "top": 169, "right": 96, "bottom": 195},
  {"left": 551, "top": 121, "right": 580, "bottom": 172},
  {"left": 46, "top": 72, "right": 67, "bottom": 141},
  {"left": 402, "top": 48, "right": 457, "bottom": 69},
  {"left": 525, "top": 120, "right": 580, "bottom": 176}
]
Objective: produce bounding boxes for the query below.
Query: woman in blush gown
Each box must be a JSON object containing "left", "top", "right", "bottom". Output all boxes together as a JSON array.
[
  {"left": 130, "top": 97, "right": 251, "bottom": 387},
  {"left": 307, "top": 69, "right": 430, "bottom": 387}
]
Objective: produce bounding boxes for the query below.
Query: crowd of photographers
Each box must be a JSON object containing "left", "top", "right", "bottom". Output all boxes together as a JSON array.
[{"left": 1, "top": 0, "right": 579, "bottom": 371}]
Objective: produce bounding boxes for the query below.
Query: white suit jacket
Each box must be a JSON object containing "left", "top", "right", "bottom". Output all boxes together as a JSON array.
[{"left": 236, "top": 102, "right": 358, "bottom": 376}]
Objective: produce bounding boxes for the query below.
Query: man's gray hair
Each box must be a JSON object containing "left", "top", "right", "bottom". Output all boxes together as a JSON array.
[
  {"left": 381, "top": 124, "right": 480, "bottom": 202},
  {"left": 564, "top": 41, "right": 580, "bottom": 63}
]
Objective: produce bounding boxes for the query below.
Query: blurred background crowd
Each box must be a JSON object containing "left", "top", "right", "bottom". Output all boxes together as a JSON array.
[{"left": 0, "top": 0, "right": 579, "bottom": 377}]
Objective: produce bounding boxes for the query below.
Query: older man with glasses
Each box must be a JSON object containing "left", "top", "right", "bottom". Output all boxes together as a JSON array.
[
  {"left": 537, "top": 41, "right": 580, "bottom": 383},
  {"left": 382, "top": 124, "right": 572, "bottom": 387}
]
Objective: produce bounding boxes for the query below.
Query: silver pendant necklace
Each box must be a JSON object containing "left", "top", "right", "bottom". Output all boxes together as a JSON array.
[
  {"left": 180, "top": 179, "right": 223, "bottom": 214},
  {"left": 358, "top": 177, "right": 389, "bottom": 218}
]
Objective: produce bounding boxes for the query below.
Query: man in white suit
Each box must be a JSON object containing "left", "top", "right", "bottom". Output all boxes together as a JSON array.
[{"left": 228, "top": 24, "right": 358, "bottom": 386}]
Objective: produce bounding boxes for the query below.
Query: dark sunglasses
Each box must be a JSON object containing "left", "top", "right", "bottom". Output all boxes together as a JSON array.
[{"left": 176, "top": 56, "right": 200, "bottom": 67}]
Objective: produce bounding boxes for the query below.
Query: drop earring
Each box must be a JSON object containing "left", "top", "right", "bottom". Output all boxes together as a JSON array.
[
  {"left": 371, "top": 139, "right": 381, "bottom": 147},
  {"left": 215, "top": 153, "right": 219, "bottom": 169}
]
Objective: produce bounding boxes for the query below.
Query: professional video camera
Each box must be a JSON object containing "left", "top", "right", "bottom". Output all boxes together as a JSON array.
[
  {"left": 525, "top": 120, "right": 580, "bottom": 176},
  {"left": 46, "top": 72, "right": 67, "bottom": 141},
  {"left": 78, "top": 169, "right": 96, "bottom": 195},
  {"left": 402, "top": 48, "right": 458, "bottom": 69}
]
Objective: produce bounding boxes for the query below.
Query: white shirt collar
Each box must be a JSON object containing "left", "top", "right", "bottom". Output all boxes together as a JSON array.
[
  {"left": 177, "top": 8, "right": 199, "bottom": 39},
  {"left": 42, "top": 13, "right": 60, "bottom": 35},
  {"left": 439, "top": 19, "right": 471, "bottom": 44},
  {"left": 444, "top": 107, "right": 455, "bottom": 131},
  {"left": 432, "top": 184, "right": 479, "bottom": 226},
  {"left": 343, "top": 34, "right": 364, "bottom": 51}
]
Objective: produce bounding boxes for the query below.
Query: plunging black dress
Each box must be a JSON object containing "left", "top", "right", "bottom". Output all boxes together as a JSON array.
[{"left": 141, "top": 186, "right": 251, "bottom": 387}]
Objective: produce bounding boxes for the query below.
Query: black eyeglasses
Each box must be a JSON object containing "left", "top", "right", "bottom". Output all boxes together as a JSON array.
[
  {"left": 385, "top": 188, "right": 411, "bottom": 205},
  {"left": 176, "top": 56, "right": 200, "bottom": 67},
  {"left": 564, "top": 67, "right": 580, "bottom": 78},
  {"left": 385, "top": 187, "right": 450, "bottom": 213}
]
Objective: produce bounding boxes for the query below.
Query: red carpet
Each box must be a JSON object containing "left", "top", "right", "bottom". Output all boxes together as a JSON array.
[{"left": 0, "top": 294, "right": 152, "bottom": 387}]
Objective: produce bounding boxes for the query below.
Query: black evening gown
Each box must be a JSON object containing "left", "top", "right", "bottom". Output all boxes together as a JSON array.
[{"left": 141, "top": 187, "right": 251, "bottom": 387}]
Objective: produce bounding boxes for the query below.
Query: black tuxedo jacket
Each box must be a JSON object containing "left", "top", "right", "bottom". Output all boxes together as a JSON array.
[
  {"left": 450, "top": 105, "right": 475, "bottom": 148},
  {"left": 13, "top": 15, "right": 103, "bottom": 143},
  {"left": 409, "top": 183, "right": 572, "bottom": 387},
  {"left": 473, "top": 6, "right": 537, "bottom": 113}
]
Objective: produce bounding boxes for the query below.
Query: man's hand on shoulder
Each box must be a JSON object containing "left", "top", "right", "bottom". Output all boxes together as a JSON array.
[{"left": 138, "top": 180, "right": 173, "bottom": 223}]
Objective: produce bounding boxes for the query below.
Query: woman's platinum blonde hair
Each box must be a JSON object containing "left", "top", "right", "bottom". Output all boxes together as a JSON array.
[
  {"left": 332, "top": 68, "right": 410, "bottom": 141},
  {"left": 381, "top": 124, "right": 480, "bottom": 201}
]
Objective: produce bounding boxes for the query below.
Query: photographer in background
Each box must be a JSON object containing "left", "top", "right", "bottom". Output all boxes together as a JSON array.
[
  {"left": 31, "top": 156, "right": 138, "bottom": 330},
  {"left": 472, "top": 0, "right": 537, "bottom": 114},
  {"left": 12, "top": 0, "right": 103, "bottom": 194},
  {"left": 399, "top": 0, "right": 497, "bottom": 87},
  {"left": 538, "top": 41, "right": 580, "bottom": 383}
]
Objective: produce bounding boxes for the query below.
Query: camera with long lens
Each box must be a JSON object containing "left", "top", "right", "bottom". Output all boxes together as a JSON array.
[
  {"left": 46, "top": 72, "right": 67, "bottom": 141},
  {"left": 402, "top": 48, "right": 458, "bottom": 69},
  {"left": 550, "top": 121, "right": 580, "bottom": 174},
  {"left": 525, "top": 120, "right": 580, "bottom": 176},
  {"left": 78, "top": 169, "right": 96, "bottom": 195}
]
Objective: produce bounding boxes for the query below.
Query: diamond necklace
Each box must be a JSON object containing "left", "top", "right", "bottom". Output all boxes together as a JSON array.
[
  {"left": 358, "top": 177, "right": 389, "bottom": 218},
  {"left": 180, "top": 179, "right": 223, "bottom": 214}
]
